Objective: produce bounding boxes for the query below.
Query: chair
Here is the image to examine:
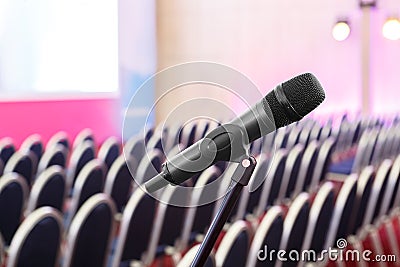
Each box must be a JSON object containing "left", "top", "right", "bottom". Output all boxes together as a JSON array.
[
  {"left": 25, "top": 166, "right": 66, "bottom": 214},
  {"left": 257, "top": 149, "right": 287, "bottom": 213},
  {"left": 351, "top": 131, "right": 372, "bottom": 173},
  {"left": 323, "top": 175, "right": 357, "bottom": 248},
  {"left": 64, "top": 194, "right": 116, "bottom": 267},
  {"left": 149, "top": 185, "right": 190, "bottom": 259},
  {"left": 246, "top": 206, "right": 284, "bottom": 267},
  {"left": 298, "top": 125, "right": 312, "bottom": 145},
  {"left": 146, "top": 130, "right": 167, "bottom": 152},
  {"left": 72, "top": 128, "right": 95, "bottom": 149},
  {"left": 292, "top": 141, "right": 319, "bottom": 197},
  {"left": 104, "top": 155, "right": 136, "bottom": 212},
  {"left": 301, "top": 182, "right": 335, "bottom": 254},
  {"left": 37, "top": 144, "right": 68, "bottom": 174},
  {"left": 177, "top": 244, "right": 216, "bottom": 267},
  {"left": 181, "top": 167, "right": 221, "bottom": 248},
  {"left": 123, "top": 135, "right": 146, "bottom": 165},
  {"left": 309, "top": 124, "right": 322, "bottom": 141},
  {"left": 362, "top": 159, "right": 392, "bottom": 226},
  {"left": 0, "top": 173, "right": 28, "bottom": 245},
  {"left": 67, "top": 159, "right": 106, "bottom": 225},
  {"left": 112, "top": 189, "right": 158, "bottom": 266},
  {"left": 349, "top": 166, "right": 374, "bottom": 234},
  {"left": 276, "top": 192, "right": 310, "bottom": 267},
  {"left": 285, "top": 127, "right": 301, "bottom": 149},
  {"left": 66, "top": 140, "right": 95, "bottom": 190},
  {"left": 381, "top": 155, "right": 400, "bottom": 212},
  {"left": 261, "top": 133, "right": 275, "bottom": 156},
  {"left": 98, "top": 136, "right": 120, "bottom": 171},
  {"left": 46, "top": 131, "right": 70, "bottom": 151},
  {"left": 134, "top": 149, "right": 164, "bottom": 184},
  {"left": 370, "top": 128, "right": 388, "bottom": 166},
  {"left": 274, "top": 129, "right": 288, "bottom": 149},
  {"left": 319, "top": 124, "right": 332, "bottom": 141},
  {"left": 309, "top": 138, "right": 336, "bottom": 190},
  {"left": 0, "top": 137, "right": 16, "bottom": 165},
  {"left": 4, "top": 151, "right": 35, "bottom": 187},
  {"left": 0, "top": 159, "right": 3, "bottom": 176},
  {"left": 215, "top": 220, "right": 252, "bottom": 267},
  {"left": 7, "top": 207, "right": 63, "bottom": 267},
  {"left": 179, "top": 121, "right": 197, "bottom": 148},
  {"left": 277, "top": 144, "right": 304, "bottom": 201},
  {"left": 20, "top": 134, "right": 44, "bottom": 163}
]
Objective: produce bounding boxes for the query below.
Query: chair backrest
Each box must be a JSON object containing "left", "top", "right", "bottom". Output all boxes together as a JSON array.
[
  {"left": 20, "top": 134, "right": 43, "bottom": 163},
  {"left": 177, "top": 244, "right": 216, "bottom": 267},
  {"left": 37, "top": 144, "right": 67, "bottom": 174},
  {"left": 274, "top": 129, "right": 288, "bottom": 149},
  {"left": 4, "top": 152, "right": 35, "bottom": 187},
  {"left": 67, "top": 159, "right": 106, "bottom": 225},
  {"left": 0, "top": 137, "right": 16, "bottom": 165},
  {"left": 124, "top": 135, "right": 146, "bottom": 165},
  {"left": 67, "top": 140, "right": 95, "bottom": 189},
  {"left": 319, "top": 124, "right": 332, "bottom": 141},
  {"left": 323, "top": 175, "right": 357, "bottom": 249},
  {"left": 352, "top": 131, "right": 372, "bottom": 173},
  {"left": 46, "top": 131, "right": 69, "bottom": 151},
  {"left": 390, "top": 156, "right": 400, "bottom": 209},
  {"left": 72, "top": 128, "right": 94, "bottom": 149},
  {"left": 246, "top": 155, "right": 270, "bottom": 216},
  {"left": 364, "top": 129, "right": 379, "bottom": 167},
  {"left": 98, "top": 136, "right": 120, "bottom": 170},
  {"left": 278, "top": 144, "right": 304, "bottom": 201},
  {"left": 112, "top": 189, "right": 157, "bottom": 266},
  {"left": 179, "top": 121, "right": 197, "bottom": 148},
  {"left": 381, "top": 155, "right": 400, "bottom": 213},
  {"left": 7, "top": 207, "right": 63, "bottom": 267},
  {"left": 257, "top": 150, "right": 287, "bottom": 213},
  {"left": 285, "top": 127, "right": 301, "bottom": 149},
  {"left": 64, "top": 194, "right": 115, "bottom": 267},
  {"left": 309, "top": 124, "right": 322, "bottom": 141},
  {"left": 350, "top": 166, "right": 374, "bottom": 234},
  {"left": 276, "top": 193, "right": 310, "bottom": 267},
  {"left": 104, "top": 155, "right": 136, "bottom": 212},
  {"left": 362, "top": 159, "right": 392, "bottom": 226},
  {"left": 298, "top": 125, "right": 312, "bottom": 146},
  {"left": 26, "top": 166, "right": 66, "bottom": 214},
  {"left": 371, "top": 128, "right": 388, "bottom": 165},
  {"left": 261, "top": 133, "right": 275, "bottom": 156},
  {"left": 301, "top": 182, "right": 335, "bottom": 253},
  {"left": 215, "top": 220, "right": 252, "bottom": 267},
  {"left": 135, "top": 149, "right": 164, "bottom": 184},
  {"left": 0, "top": 173, "right": 28, "bottom": 245},
  {"left": 181, "top": 167, "right": 221, "bottom": 248},
  {"left": 309, "top": 138, "right": 336, "bottom": 190},
  {"left": 246, "top": 206, "right": 284, "bottom": 267},
  {"left": 292, "top": 140, "right": 319, "bottom": 197}
]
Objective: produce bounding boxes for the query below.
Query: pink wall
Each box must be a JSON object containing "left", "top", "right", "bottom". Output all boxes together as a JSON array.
[{"left": 0, "top": 97, "right": 121, "bottom": 147}]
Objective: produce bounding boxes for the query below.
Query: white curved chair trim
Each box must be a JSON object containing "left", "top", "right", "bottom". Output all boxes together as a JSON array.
[
  {"left": 292, "top": 141, "right": 319, "bottom": 198},
  {"left": 298, "top": 125, "right": 312, "bottom": 144},
  {"left": 4, "top": 151, "right": 33, "bottom": 178},
  {"left": 371, "top": 129, "right": 388, "bottom": 166},
  {"left": 65, "top": 193, "right": 116, "bottom": 267},
  {"left": 389, "top": 156, "right": 400, "bottom": 209},
  {"left": 0, "top": 173, "right": 29, "bottom": 213},
  {"left": 245, "top": 206, "right": 282, "bottom": 267},
  {"left": 67, "top": 159, "right": 106, "bottom": 226},
  {"left": 379, "top": 155, "right": 400, "bottom": 217},
  {"left": 46, "top": 131, "right": 68, "bottom": 151},
  {"left": 135, "top": 149, "right": 164, "bottom": 185},
  {"left": 362, "top": 159, "right": 392, "bottom": 226},
  {"left": 19, "top": 134, "right": 42, "bottom": 155},
  {"left": 274, "top": 129, "right": 287, "bottom": 149},
  {"left": 104, "top": 154, "right": 136, "bottom": 196},
  {"left": 285, "top": 127, "right": 301, "bottom": 149},
  {"left": 72, "top": 128, "right": 94, "bottom": 149},
  {"left": 26, "top": 165, "right": 65, "bottom": 215},
  {"left": 111, "top": 188, "right": 147, "bottom": 267},
  {"left": 352, "top": 131, "right": 372, "bottom": 173},
  {"left": 7, "top": 207, "right": 63, "bottom": 267},
  {"left": 323, "top": 175, "right": 357, "bottom": 249},
  {"left": 98, "top": 136, "right": 120, "bottom": 164},
  {"left": 256, "top": 150, "right": 287, "bottom": 215},
  {"left": 181, "top": 166, "right": 221, "bottom": 249},
  {"left": 146, "top": 131, "right": 164, "bottom": 150},
  {"left": 66, "top": 140, "right": 95, "bottom": 188},
  {"left": 309, "top": 138, "right": 336, "bottom": 190},
  {"left": 37, "top": 144, "right": 67, "bottom": 174},
  {"left": 309, "top": 124, "right": 322, "bottom": 141},
  {"left": 301, "top": 182, "right": 334, "bottom": 251},
  {"left": 215, "top": 220, "right": 250, "bottom": 267},
  {"left": 123, "top": 135, "right": 145, "bottom": 158},
  {"left": 278, "top": 144, "right": 304, "bottom": 202},
  {"left": 177, "top": 244, "right": 215, "bottom": 267}
]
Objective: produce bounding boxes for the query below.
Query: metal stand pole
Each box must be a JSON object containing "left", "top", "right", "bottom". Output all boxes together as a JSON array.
[{"left": 191, "top": 156, "right": 257, "bottom": 267}]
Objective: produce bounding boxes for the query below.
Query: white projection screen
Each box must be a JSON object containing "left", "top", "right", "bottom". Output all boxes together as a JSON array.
[{"left": 0, "top": 0, "right": 118, "bottom": 98}]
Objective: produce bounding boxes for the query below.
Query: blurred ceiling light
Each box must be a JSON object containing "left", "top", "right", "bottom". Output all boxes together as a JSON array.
[
  {"left": 332, "top": 20, "right": 351, "bottom": 41},
  {"left": 382, "top": 17, "right": 400, "bottom": 40}
]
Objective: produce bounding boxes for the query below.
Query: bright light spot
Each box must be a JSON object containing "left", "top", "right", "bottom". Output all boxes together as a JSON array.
[
  {"left": 332, "top": 21, "right": 351, "bottom": 41},
  {"left": 382, "top": 18, "right": 400, "bottom": 41}
]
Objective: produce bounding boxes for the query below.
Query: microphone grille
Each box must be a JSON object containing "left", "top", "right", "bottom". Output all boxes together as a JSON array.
[{"left": 264, "top": 73, "right": 325, "bottom": 128}]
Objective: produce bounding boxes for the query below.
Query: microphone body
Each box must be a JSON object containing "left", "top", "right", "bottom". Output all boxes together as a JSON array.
[{"left": 145, "top": 73, "right": 325, "bottom": 192}]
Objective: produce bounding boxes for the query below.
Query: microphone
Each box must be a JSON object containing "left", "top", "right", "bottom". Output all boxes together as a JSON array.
[{"left": 145, "top": 73, "right": 325, "bottom": 192}]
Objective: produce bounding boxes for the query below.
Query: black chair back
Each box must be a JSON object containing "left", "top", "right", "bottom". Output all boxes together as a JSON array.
[{"left": 98, "top": 136, "right": 120, "bottom": 170}]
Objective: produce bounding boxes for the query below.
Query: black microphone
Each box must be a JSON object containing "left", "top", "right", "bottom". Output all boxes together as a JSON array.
[{"left": 144, "top": 73, "right": 325, "bottom": 192}]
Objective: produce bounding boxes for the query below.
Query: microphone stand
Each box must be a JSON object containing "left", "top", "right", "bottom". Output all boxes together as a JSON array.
[{"left": 190, "top": 156, "right": 257, "bottom": 267}]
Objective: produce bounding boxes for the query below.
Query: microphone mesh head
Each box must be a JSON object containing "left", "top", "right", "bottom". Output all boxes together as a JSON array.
[{"left": 264, "top": 73, "right": 325, "bottom": 128}]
